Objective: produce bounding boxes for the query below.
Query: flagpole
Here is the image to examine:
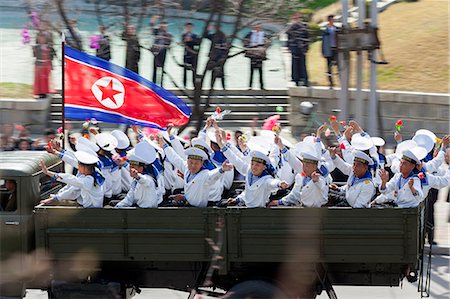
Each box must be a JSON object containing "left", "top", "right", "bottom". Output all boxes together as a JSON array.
[{"left": 61, "top": 32, "right": 65, "bottom": 151}]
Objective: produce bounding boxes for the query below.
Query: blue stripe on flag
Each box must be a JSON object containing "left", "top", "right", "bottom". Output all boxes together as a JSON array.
[
  {"left": 65, "top": 106, "right": 165, "bottom": 130},
  {"left": 64, "top": 45, "right": 191, "bottom": 117}
]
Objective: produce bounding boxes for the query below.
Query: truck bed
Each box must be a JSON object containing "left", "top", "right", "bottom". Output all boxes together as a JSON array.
[{"left": 34, "top": 206, "right": 422, "bottom": 287}]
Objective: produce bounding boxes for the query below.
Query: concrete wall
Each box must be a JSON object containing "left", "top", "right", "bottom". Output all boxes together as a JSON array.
[
  {"left": 0, "top": 97, "right": 51, "bottom": 134},
  {"left": 288, "top": 87, "right": 450, "bottom": 145}
]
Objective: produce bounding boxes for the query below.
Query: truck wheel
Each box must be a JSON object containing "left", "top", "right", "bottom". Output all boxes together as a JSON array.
[{"left": 225, "top": 280, "right": 285, "bottom": 299}]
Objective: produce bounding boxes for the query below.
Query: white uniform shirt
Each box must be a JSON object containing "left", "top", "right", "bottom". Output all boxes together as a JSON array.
[
  {"left": 333, "top": 155, "right": 375, "bottom": 208},
  {"left": 53, "top": 173, "right": 104, "bottom": 208},
  {"left": 164, "top": 146, "right": 223, "bottom": 207},
  {"left": 222, "top": 142, "right": 280, "bottom": 207},
  {"left": 280, "top": 173, "right": 328, "bottom": 207},
  {"left": 379, "top": 173, "right": 424, "bottom": 208},
  {"left": 116, "top": 174, "right": 161, "bottom": 208},
  {"left": 270, "top": 147, "right": 296, "bottom": 186}
]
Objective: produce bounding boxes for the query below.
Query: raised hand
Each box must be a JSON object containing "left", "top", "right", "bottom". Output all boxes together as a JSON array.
[
  {"left": 316, "top": 123, "right": 327, "bottom": 137},
  {"left": 215, "top": 129, "right": 225, "bottom": 148},
  {"left": 274, "top": 135, "right": 283, "bottom": 149},
  {"left": 328, "top": 147, "right": 337, "bottom": 158},
  {"left": 40, "top": 160, "right": 49, "bottom": 175},
  {"left": 442, "top": 135, "right": 450, "bottom": 148},
  {"left": 343, "top": 126, "right": 353, "bottom": 141},
  {"left": 379, "top": 169, "right": 389, "bottom": 183},
  {"left": 329, "top": 119, "right": 340, "bottom": 136},
  {"left": 221, "top": 161, "right": 233, "bottom": 172},
  {"left": 155, "top": 133, "right": 166, "bottom": 148},
  {"left": 394, "top": 131, "right": 402, "bottom": 143},
  {"left": 311, "top": 171, "right": 320, "bottom": 182},
  {"left": 349, "top": 120, "right": 363, "bottom": 133}
]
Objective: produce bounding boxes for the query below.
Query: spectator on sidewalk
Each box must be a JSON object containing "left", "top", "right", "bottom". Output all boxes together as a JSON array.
[
  {"left": 96, "top": 25, "right": 111, "bottom": 61},
  {"left": 64, "top": 19, "right": 83, "bottom": 51},
  {"left": 150, "top": 16, "right": 172, "bottom": 87},
  {"left": 322, "top": 15, "right": 339, "bottom": 89},
  {"left": 33, "top": 33, "right": 55, "bottom": 98},
  {"left": 122, "top": 25, "right": 141, "bottom": 74},
  {"left": 206, "top": 24, "right": 228, "bottom": 90},
  {"left": 181, "top": 22, "right": 201, "bottom": 89},
  {"left": 287, "top": 12, "right": 310, "bottom": 87},
  {"left": 244, "top": 23, "right": 270, "bottom": 90}
]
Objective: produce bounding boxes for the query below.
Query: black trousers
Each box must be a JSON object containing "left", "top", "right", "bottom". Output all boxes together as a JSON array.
[
  {"left": 426, "top": 188, "right": 439, "bottom": 243},
  {"left": 249, "top": 60, "right": 264, "bottom": 89},
  {"left": 183, "top": 56, "right": 197, "bottom": 88},
  {"left": 210, "top": 66, "right": 226, "bottom": 89},
  {"left": 152, "top": 51, "right": 167, "bottom": 86},
  {"left": 325, "top": 48, "right": 338, "bottom": 87},
  {"left": 292, "top": 52, "right": 308, "bottom": 86}
]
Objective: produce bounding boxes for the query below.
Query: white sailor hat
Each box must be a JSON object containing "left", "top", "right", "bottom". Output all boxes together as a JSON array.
[
  {"left": 75, "top": 143, "right": 98, "bottom": 156},
  {"left": 412, "top": 134, "right": 434, "bottom": 153},
  {"left": 128, "top": 141, "right": 156, "bottom": 165},
  {"left": 247, "top": 135, "right": 273, "bottom": 155},
  {"left": 414, "top": 129, "right": 437, "bottom": 144},
  {"left": 300, "top": 145, "right": 321, "bottom": 163},
  {"left": 191, "top": 137, "right": 213, "bottom": 154},
  {"left": 371, "top": 137, "right": 385, "bottom": 147},
  {"left": 249, "top": 150, "right": 271, "bottom": 165},
  {"left": 402, "top": 149, "right": 421, "bottom": 165},
  {"left": 142, "top": 137, "right": 163, "bottom": 155},
  {"left": 302, "top": 136, "right": 326, "bottom": 150},
  {"left": 351, "top": 133, "right": 374, "bottom": 151},
  {"left": 111, "top": 130, "right": 130, "bottom": 150},
  {"left": 95, "top": 133, "right": 118, "bottom": 152},
  {"left": 207, "top": 130, "right": 217, "bottom": 143},
  {"left": 185, "top": 147, "right": 208, "bottom": 161},
  {"left": 74, "top": 151, "right": 99, "bottom": 165},
  {"left": 294, "top": 142, "right": 319, "bottom": 161},
  {"left": 395, "top": 140, "right": 418, "bottom": 158},
  {"left": 409, "top": 146, "right": 428, "bottom": 162},
  {"left": 353, "top": 150, "right": 374, "bottom": 166},
  {"left": 77, "top": 136, "right": 100, "bottom": 153}
]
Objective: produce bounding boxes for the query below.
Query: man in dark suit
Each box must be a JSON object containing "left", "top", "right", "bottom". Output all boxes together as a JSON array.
[
  {"left": 122, "top": 25, "right": 141, "bottom": 74},
  {"left": 287, "top": 12, "right": 310, "bottom": 87},
  {"left": 206, "top": 24, "right": 228, "bottom": 89},
  {"left": 181, "top": 23, "right": 201, "bottom": 89},
  {"left": 150, "top": 16, "right": 172, "bottom": 87}
]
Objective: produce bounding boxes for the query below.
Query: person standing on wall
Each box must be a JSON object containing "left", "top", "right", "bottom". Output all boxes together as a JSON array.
[
  {"left": 121, "top": 24, "right": 141, "bottom": 74},
  {"left": 150, "top": 16, "right": 172, "bottom": 87},
  {"left": 321, "top": 15, "right": 339, "bottom": 89},
  {"left": 244, "top": 23, "right": 270, "bottom": 90},
  {"left": 287, "top": 12, "right": 310, "bottom": 87},
  {"left": 181, "top": 22, "right": 201, "bottom": 89}
]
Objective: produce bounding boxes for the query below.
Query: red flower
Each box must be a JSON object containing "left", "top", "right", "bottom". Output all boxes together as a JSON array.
[
  {"left": 226, "top": 133, "right": 231, "bottom": 141},
  {"left": 418, "top": 172, "right": 425, "bottom": 180},
  {"left": 215, "top": 106, "right": 221, "bottom": 114},
  {"left": 57, "top": 127, "right": 63, "bottom": 134},
  {"left": 339, "top": 143, "right": 346, "bottom": 150},
  {"left": 395, "top": 119, "right": 403, "bottom": 126},
  {"left": 340, "top": 121, "right": 347, "bottom": 126},
  {"left": 329, "top": 115, "right": 337, "bottom": 122}
]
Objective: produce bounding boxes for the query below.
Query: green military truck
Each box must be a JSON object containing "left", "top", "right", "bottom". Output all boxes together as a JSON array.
[{"left": 0, "top": 152, "right": 430, "bottom": 298}]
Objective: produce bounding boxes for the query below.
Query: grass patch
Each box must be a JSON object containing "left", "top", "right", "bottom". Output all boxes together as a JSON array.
[
  {"left": 0, "top": 82, "right": 33, "bottom": 98},
  {"left": 377, "top": 65, "right": 402, "bottom": 83},
  {"left": 306, "top": 0, "right": 449, "bottom": 93}
]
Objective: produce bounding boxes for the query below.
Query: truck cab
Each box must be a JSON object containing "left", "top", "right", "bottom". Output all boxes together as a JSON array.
[{"left": 0, "top": 152, "right": 62, "bottom": 297}]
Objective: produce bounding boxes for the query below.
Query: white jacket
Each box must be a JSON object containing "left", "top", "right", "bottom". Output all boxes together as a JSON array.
[
  {"left": 54, "top": 173, "right": 104, "bottom": 208},
  {"left": 333, "top": 155, "right": 375, "bottom": 208},
  {"left": 116, "top": 174, "right": 161, "bottom": 208},
  {"left": 222, "top": 142, "right": 280, "bottom": 207},
  {"left": 164, "top": 146, "right": 223, "bottom": 207},
  {"left": 280, "top": 173, "right": 328, "bottom": 207},
  {"left": 379, "top": 173, "right": 424, "bottom": 208}
]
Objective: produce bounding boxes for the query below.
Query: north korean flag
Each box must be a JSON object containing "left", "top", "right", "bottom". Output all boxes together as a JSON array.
[{"left": 64, "top": 46, "right": 191, "bottom": 129}]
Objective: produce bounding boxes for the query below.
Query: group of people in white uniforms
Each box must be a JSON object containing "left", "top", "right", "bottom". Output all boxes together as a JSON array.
[{"left": 39, "top": 117, "right": 450, "bottom": 211}]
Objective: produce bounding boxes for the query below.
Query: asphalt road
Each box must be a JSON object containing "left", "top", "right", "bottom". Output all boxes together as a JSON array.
[{"left": 24, "top": 253, "right": 449, "bottom": 299}]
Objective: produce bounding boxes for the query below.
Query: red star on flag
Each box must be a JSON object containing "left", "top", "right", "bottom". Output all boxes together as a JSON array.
[{"left": 97, "top": 79, "right": 122, "bottom": 104}]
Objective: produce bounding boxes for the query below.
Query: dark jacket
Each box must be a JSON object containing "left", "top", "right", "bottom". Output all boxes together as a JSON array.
[
  {"left": 286, "top": 22, "right": 309, "bottom": 56},
  {"left": 182, "top": 32, "right": 200, "bottom": 63},
  {"left": 121, "top": 31, "right": 140, "bottom": 73},
  {"left": 97, "top": 34, "right": 111, "bottom": 61}
]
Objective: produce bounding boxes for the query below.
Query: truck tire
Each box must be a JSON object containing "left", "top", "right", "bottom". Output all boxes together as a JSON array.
[{"left": 225, "top": 280, "right": 285, "bottom": 299}]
